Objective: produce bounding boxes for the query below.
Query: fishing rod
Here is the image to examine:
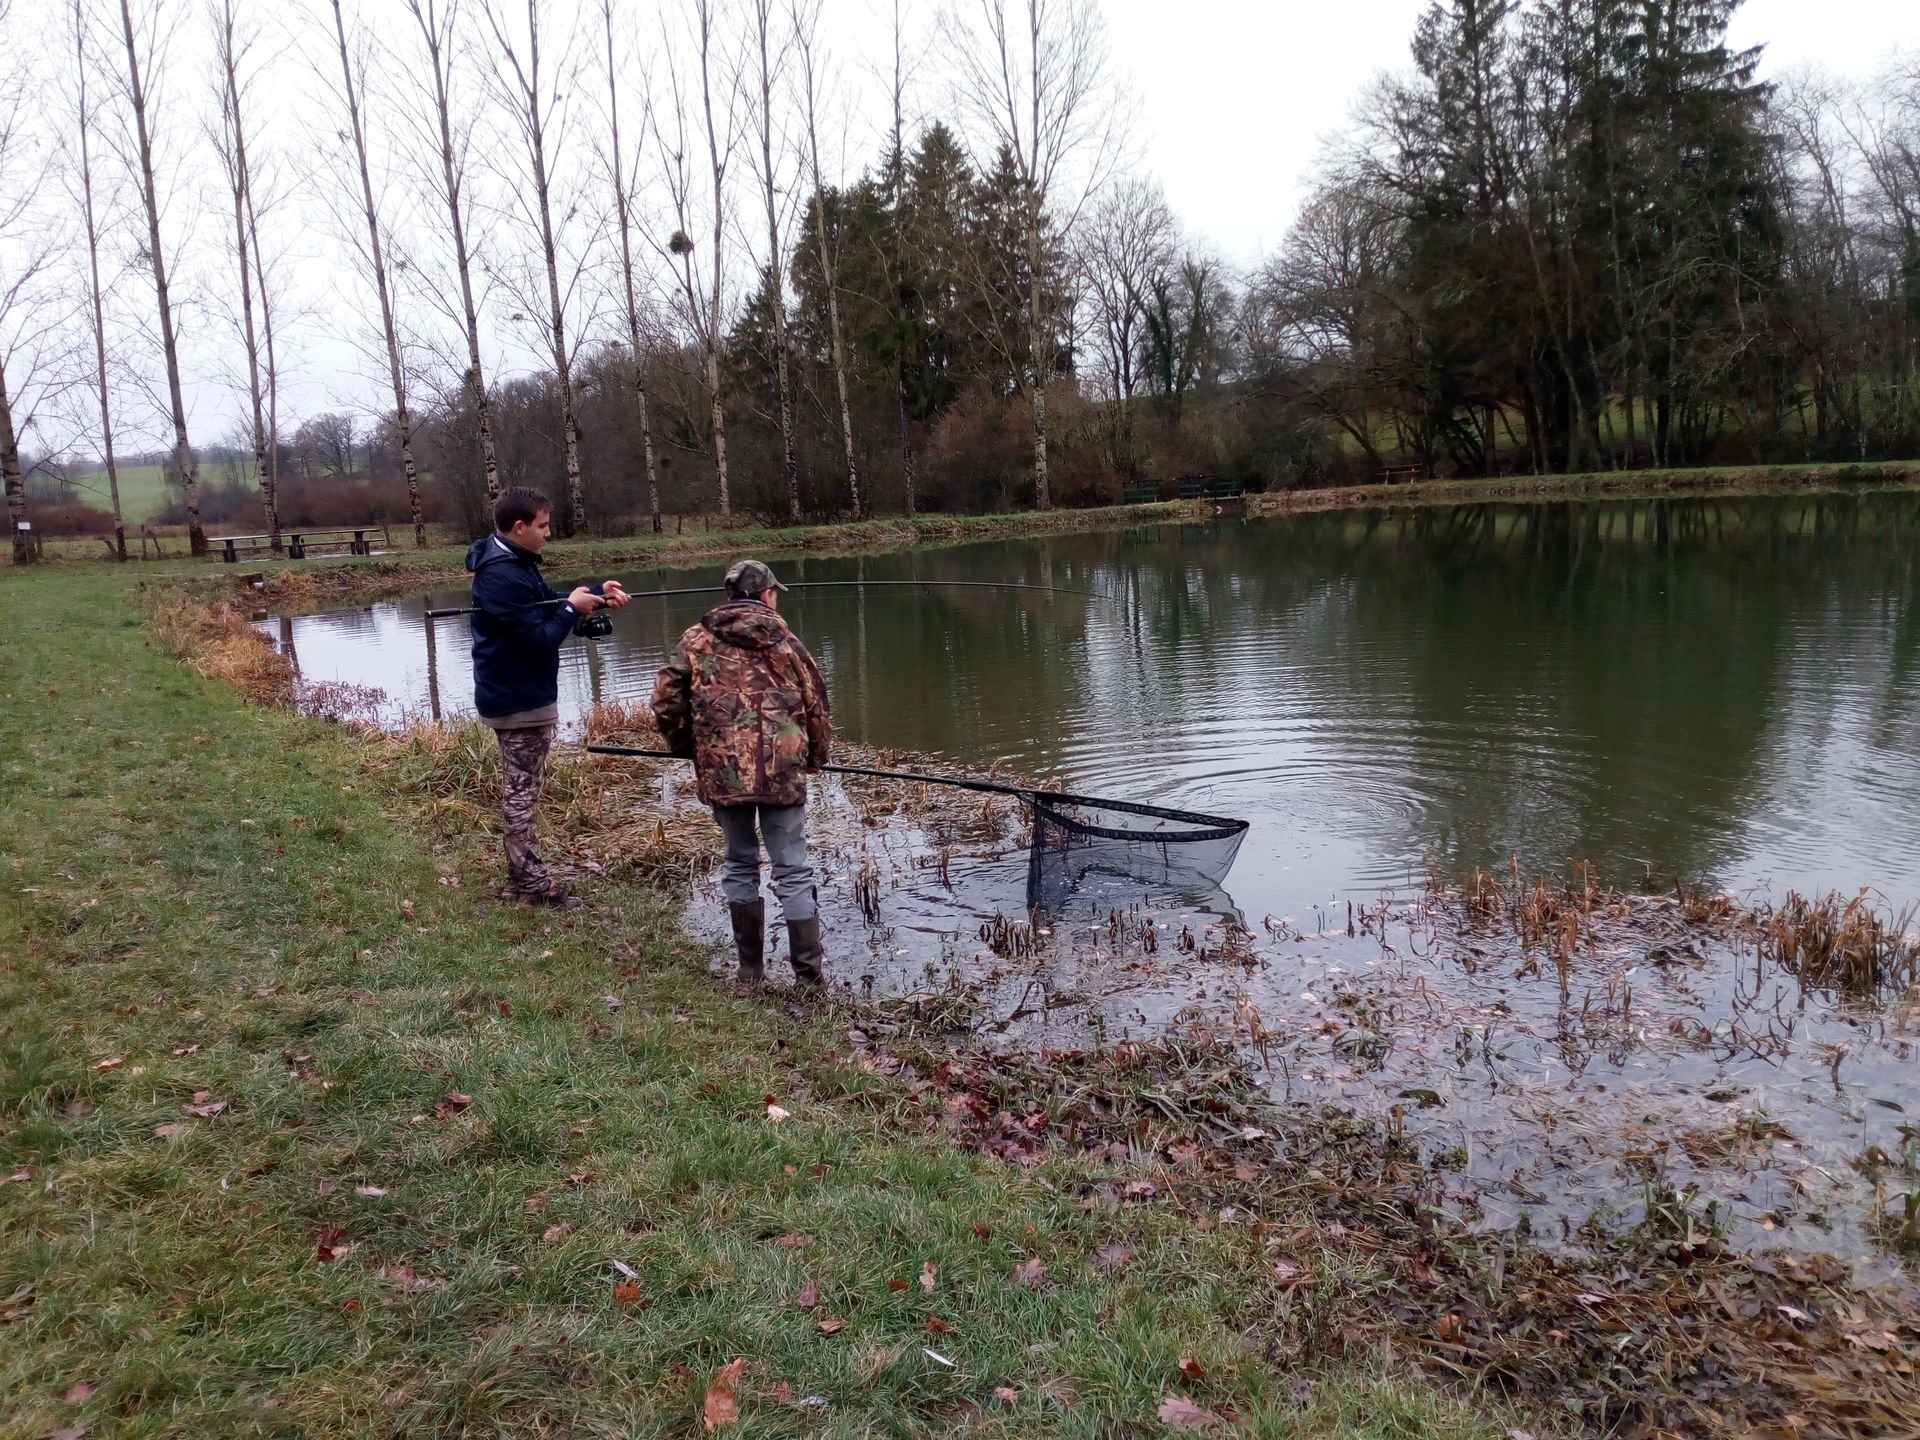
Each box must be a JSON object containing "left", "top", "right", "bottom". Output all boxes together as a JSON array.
[{"left": 423, "top": 579, "right": 1108, "bottom": 622}]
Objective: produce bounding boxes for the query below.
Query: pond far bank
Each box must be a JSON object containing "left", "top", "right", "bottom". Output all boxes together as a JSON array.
[{"left": 104, "top": 456, "right": 1920, "bottom": 615}]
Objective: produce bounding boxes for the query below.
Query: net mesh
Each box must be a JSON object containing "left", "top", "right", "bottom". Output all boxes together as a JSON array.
[{"left": 1025, "top": 791, "right": 1249, "bottom": 911}]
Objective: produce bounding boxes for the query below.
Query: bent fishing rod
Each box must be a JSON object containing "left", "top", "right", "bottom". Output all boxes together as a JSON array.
[
  {"left": 423, "top": 578, "right": 1108, "bottom": 620},
  {"left": 584, "top": 743, "right": 1038, "bottom": 800}
]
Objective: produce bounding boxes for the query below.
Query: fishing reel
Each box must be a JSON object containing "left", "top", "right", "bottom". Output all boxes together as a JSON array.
[{"left": 572, "top": 609, "right": 614, "bottom": 639}]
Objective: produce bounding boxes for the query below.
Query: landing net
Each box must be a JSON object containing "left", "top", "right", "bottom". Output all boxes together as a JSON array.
[{"left": 1025, "top": 791, "right": 1249, "bottom": 911}]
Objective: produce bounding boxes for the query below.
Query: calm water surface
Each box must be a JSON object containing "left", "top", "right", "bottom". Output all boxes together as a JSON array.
[{"left": 277, "top": 492, "right": 1920, "bottom": 915}]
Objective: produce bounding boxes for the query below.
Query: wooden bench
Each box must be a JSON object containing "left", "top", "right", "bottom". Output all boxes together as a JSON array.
[
  {"left": 1377, "top": 464, "right": 1426, "bottom": 486},
  {"left": 285, "top": 526, "right": 389, "bottom": 559},
  {"left": 1120, "top": 480, "right": 1161, "bottom": 505},
  {"left": 213, "top": 533, "right": 278, "bottom": 563},
  {"left": 1174, "top": 475, "right": 1245, "bottom": 501}
]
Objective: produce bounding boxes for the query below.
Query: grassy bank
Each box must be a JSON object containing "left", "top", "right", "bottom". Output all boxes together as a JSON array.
[{"left": 0, "top": 567, "right": 1508, "bottom": 1436}]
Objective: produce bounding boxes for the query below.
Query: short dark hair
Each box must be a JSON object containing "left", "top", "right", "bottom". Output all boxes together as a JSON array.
[{"left": 494, "top": 486, "right": 551, "bottom": 533}]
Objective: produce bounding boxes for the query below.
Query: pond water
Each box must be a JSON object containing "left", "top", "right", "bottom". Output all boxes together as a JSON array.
[
  {"left": 271, "top": 492, "right": 1920, "bottom": 1268},
  {"left": 278, "top": 492, "right": 1920, "bottom": 913}
]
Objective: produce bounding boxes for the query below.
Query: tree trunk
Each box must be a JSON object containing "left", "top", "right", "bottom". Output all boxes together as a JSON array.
[
  {"left": 329, "top": 0, "right": 424, "bottom": 546},
  {"left": 1, "top": 355, "right": 30, "bottom": 565},
  {"left": 119, "top": 0, "right": 202, "bottom": 555},
  {"left": 602, "top": 0, "right": 660, "bottom": 532},
  {"left": 218, "top": 3, "right": 277, "bottom": 558},
  {"left": 247, "top": 187, "right": 281, "bottom": 550},
  {"left": 1025, "top": 187, "right": 1050, "bottom": 510},
  {"left": 707, "top": 343, "right": 730, "bottom": 518},
  {"left": 698, "top": 2, "right": 731, "bottom": 519},
  {"left": 75, "top": 4, "right": 125, "bottom": 560},
  {"left": 897, "top": 378, "right": 916, "bottom": 515},
  {"left": 417, "top": 0, "right": 498, "bottom": 503},
  {"left": 750, "top": 3, "right": 801, "bottom": 523}
]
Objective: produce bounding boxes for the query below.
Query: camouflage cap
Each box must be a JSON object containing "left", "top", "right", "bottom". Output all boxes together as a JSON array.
[{"left": 724, "top": 558, "right": 788, "bottom": 597}]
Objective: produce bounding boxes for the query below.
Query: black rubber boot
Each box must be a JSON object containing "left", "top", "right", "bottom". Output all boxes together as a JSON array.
[
  {"left": 728, "top": 900, "right": 765, "bottom": 987},
  {"left": 787, "top": 916, "right": 825, "bottom": 990}
]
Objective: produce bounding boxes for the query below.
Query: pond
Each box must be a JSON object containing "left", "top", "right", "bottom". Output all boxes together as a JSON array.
[{"left": 271, "top": 492, "right": 1920, "bottom": 1268}]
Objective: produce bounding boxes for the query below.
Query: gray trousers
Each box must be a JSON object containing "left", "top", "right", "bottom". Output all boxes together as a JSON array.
[{"left": 714, "top": 803, "right": 818, "bottom": 922}]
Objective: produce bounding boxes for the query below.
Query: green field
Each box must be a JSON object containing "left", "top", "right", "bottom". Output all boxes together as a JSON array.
[{"left": 60, "top": 463, "right": 172, "bottom": 522}]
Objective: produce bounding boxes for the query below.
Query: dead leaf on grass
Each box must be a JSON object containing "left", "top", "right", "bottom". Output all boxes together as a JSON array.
[
  {"left": 765, "top": 1103, "right": 791, "bottom": 1123},
  {"left": 151, "top": 1124, "right": 185, "bottom": 1139},
  {"left": 993, "top": 1385, "right": 1019, "bottom": 1403},
  {"left": 1090, "top": 1241, "right": 1134, "bottom": 1273},
  {"left": 5, "top": 1168, "right": 37, "bottom": 1183},
  {"left": 1157, "top": 1394, "right": 1224, "bottom": 1431},
  {"left": 182, "top": 1094, "right": 229, "bottom": 1118},
  {"left": 354, "top": 1185, "right": 388, "bottom": 1198},
  {"left": 925, "top": 1315, "right": 951, "bottom": 1334},
  {"left": 1177, "top": 1353, "right": 1207, "bottom": 1381},
  {"left": 702, "top": 1356, "right": 746, "bottom": 1431},
  {"left": 794, "top": 1279, "right": 820, "bottom": 1309},
  {"left": 384, "top": 1265, "right": 439, "bottom": 1293},
  {"left": 542, "top": 1222, "right": 574, "bottom": 1243},
  {"left": 93, "top": 1056, "right": 123, "bottom": 1071},
  {"left": 613, "top": 1279, "right": 646, "bottom": 1307},
  {"left": 433, "top": 1091, "right": 472, "bottom": 1120},
  {"left": 314, "top": 1227, "right": 355, "bottom": 1263},
  {"left": 815, "top": 1316, "right": 845, "bottom": 1335},
  {"left": 970, "top": 1221, "right": 990, "bottom": 1241},
  {"left": 63, "top": 1380, "right": 94, "bottom": 1402},
  {"left": 920, "top": 1260, "right": 938, "bottom": 1292},
  {"left": 774, "top": 1231, "right": 810, "bottom": 1249},
  {"left": 1013, "top": 1256, "right": 1047, "bottom": 1288}
]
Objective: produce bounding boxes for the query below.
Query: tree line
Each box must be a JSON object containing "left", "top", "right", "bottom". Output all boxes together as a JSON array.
[{"left": 0, "top": 0, "right": 1915, "bottom": 567}]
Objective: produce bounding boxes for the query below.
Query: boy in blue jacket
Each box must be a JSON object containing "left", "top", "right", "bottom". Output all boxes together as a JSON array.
[{"left": 466, "top": 486, "right": 630, "bottom": 907}]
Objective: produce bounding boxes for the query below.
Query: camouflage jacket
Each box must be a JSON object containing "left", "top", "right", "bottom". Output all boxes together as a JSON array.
[{"left": 650, "top": 600, "right": 832, "bottom": 808}]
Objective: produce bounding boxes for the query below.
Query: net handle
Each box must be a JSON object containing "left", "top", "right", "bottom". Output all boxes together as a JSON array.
[{"left": 584, "top": 745, "right": 1248, "bottom": 837}]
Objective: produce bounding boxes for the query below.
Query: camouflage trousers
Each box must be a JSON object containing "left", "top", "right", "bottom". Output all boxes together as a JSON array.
[{"left": 496, "top": 724, "right": 557, "bottom": 896}]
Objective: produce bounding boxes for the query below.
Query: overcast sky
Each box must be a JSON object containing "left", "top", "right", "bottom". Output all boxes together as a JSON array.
[{"left": 24, "top": 0, "right": 1920, "bottom": 469}]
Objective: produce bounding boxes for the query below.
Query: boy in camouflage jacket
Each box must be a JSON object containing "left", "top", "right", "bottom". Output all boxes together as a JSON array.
[{"left": 651, "top": 560, "right": 833, "bottom": 987}]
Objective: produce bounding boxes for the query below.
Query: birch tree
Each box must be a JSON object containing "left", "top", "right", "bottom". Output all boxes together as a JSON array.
[
  {"left": 115, "top": 0, "right": 203, "bottom": 554},
  {"left": 327, "top": 0, "right": 425, "bottom": 547},
  {"left": 940, "top": 0, "right": 1120, "bottom": 509},
  {"left": 67, "top": 0, "right": 126, "bottom": 558},
  {"left": 212, "top": 0, "right": 279, "bottom": 549},
  {"left": 596, "top": 0, "right": 662, "bottom": 531},
  {"left": 745, "top": 0, "right": 800, "bottom": 520},
  {"left": 651, "top": 0, "right": 741, "bottom": 519},
  {"left": 403, "top": 0, "right": 498, "bottom": 503},
  {"left": 481, "top": 0, "right": 592, "bottom": 534},
  {"left": 791, "top": 0, "right": 861, "bottom": 516}
]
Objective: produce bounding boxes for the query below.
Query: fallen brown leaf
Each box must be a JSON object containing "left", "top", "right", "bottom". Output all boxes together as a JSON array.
[
  {"left": 774, "top": 1231, "right": 810, "bottom": 1249},
  {"left": 64, "top": 1380, "right": 94, "bottom": 1402},
  {"left": 171, "top": 1044, "right": 200, "bottom": 1057},
  {"left": 1013, "top": 1256, "right": 1047, "bottom": 1288},
  {"left": 433, "top": 1091, "right": 472, "bottom": 1120},
  {"left": 542, "top": 1222, "right": 574, "bottom": 1243},
  {"left": 1090, "top": 1241, "right": 1134, "bottom": 1273},
  {"left": 925, "top": 1315, "right": 951, "bottom": 1334},
  {"left": 354, "top": 1185, "right": 388, "bottom": 1198},
  {"left": 3, "top": 1168, "right": 36, "bottom": 1183},
  {"left": 182, "top": 1097, "right": 229, "bottom": 1118},
  {"left": 314, "top": 1227, "right": 355, "bottom": 1263},
  {"left": 94, "top": 1056, "right": 123, "bottom": 1071},
  {"left": 970, "top": 1221, "right": 990, "bottom": 1241},
  {"left": 384, "top": 1265, "right": 439, "bottom": 1293},
  {"left": 794, "top": 1279, "right": 820, "bottom": 1309},
  {"left": 815, "top": 1316, "right": 845, "bottom": 1335},
  {"left": 151, "top": 1124, "right": 185, "bottom": 1139},
  {"left": 702, "top": 1356, "right": 746, "bottom": 1430},
  {"left": 993, "top": 1384, "right": 1019, "bottom": 1403},
  {"left": 613, "top": 1279, "right": 645, "bottom": 1307},
  {"left": 887, "top": 1277, "right": 909, "bottom": 1292},
  {"left": 1157, "top": 1394, "right": 1224, "bottom": 1431},
  {"left": 920, "top": 1260, "right": 938, "bottom": 1292},
  {"left": 1177, "top": 1353, "right": 1207, "bottom": 1381},
  {"left": 44, "top": 1428, "right": 85, "bottom": 1440}
]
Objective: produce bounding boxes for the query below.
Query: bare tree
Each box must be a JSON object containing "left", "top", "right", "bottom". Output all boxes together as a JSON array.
[
  {"left": 327, "top": 0, "right": 425, "bottom": 547},
  {"left": 745, "top": 0, "right": 800, "bottom": 521},
  {"left": 68, "top": 0, "right": 126, "bottom": 558},
  {"left": 791, "top": 0, "right": 861, "bottom": 516},
  {"left": 403, "top": 0, "right": 499, "bottom": 503},
  {"left": 598, "top": 0, "right": 660, "bottom": 531},
  {"left": 651, "top": 0, "right": 741, "bottom": 519},
  {"left": 880, "top": 0, "right": 916, "bottom": 514},
  {"left": 482, "top": 0, "right": 592, "bottom": 534},
  {"left": 940, "top": 0, "right": 1121, "bottom": 509},
  {"left": 0, "top": 0, "right": 52, "bottom": 565},
  {"left": 115, "top": 0, "right": 203, "bottom": 554},
  {"left": 211, "top": 0, "right": 279, "bottom": 550},
  {"left": 1077, "top": 174, "right": 1173, "bottom": 473}
]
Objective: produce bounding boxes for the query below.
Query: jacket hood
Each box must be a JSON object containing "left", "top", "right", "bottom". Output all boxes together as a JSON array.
[
  {"left": 466, "top": 534, "right": 541, "bottom": 574},
  {"left": 701, "top": 599, "right": 790, "bottom": 651}
]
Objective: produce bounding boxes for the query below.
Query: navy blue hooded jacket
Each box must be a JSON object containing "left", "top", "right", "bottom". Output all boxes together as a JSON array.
[{"left": 465, "top": 534, "right": 600, "bottom": 719}]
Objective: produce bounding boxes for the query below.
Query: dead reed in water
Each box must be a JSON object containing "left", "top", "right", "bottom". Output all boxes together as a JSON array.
[{"left": 1754, "top": 889, "right": 1920, "bottom": 999}]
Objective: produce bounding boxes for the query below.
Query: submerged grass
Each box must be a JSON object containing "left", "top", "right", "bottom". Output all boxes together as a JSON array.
[{"left": 1, "top": 565, "right": 1513, "bottom": 1439}]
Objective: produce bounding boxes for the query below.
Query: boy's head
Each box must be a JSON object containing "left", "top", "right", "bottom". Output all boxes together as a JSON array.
[{"left": 494, "top": 487, "right": 552, "bottom": 552}]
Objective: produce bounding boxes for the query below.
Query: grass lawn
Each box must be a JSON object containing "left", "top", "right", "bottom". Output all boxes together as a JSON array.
[
  {"left": 58, "top": 464, "right": 171, "bottom": 524},
  {"left": 0, "top": 563, "right": 1503, "bottom": 1438}
]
